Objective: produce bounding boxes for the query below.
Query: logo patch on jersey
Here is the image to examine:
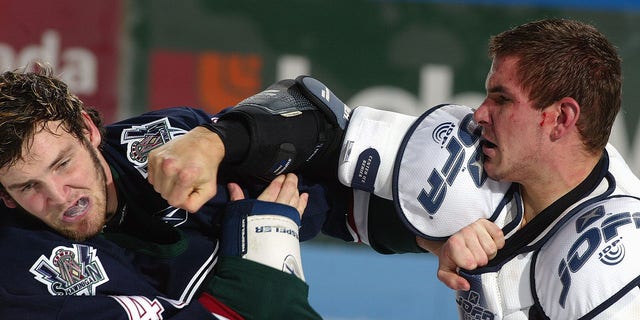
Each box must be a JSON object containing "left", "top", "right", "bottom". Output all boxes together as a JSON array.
[
  {"left": 121, "top": 117, "right": 187, "bottom": 177},
  {"left": 557, "top": 204, "right": 639, "bottom": 307},
  {"left": 599, "top": 238, "right": 625, "bottom": 265},
  {"left": 456, "top": 290, "right": 495, "bottom": 320},
  {"left": 431, "top": 121, "right": 455, "bottom": 147},
  {"left": 154, "top": 206, "right": 189, "bottom": 227},
  {"left": 575, "top": 205, "right": 605, "bottom": 232},
  {"left": 351, "top": 148, "right": 380, "bottom": 193},
  {"left": 30, "top": 244, "right": 109, "bottom": 296},
  {"left": 417, "top": 114, "right": 482, "bottom": 215}
]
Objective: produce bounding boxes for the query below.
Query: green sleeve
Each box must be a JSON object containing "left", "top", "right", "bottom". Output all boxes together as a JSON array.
[{"left": 203, "top": 257, "right": 322, "bottom": 320}]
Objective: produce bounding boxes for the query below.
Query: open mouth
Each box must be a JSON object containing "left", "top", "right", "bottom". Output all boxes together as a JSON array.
[
  {"left": 481, "top": 139, "right": 497, "bottom": 149},
  {"left": 63, "top": 197, "right": 90, "bottom": 218}
]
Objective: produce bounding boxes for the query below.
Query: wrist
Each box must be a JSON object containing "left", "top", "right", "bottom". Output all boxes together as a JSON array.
[
  {"left": 191, "top": 125, "right": 225, "bottom": 165},
  {"left": 199, "top": 121, "right": 249, "bottom": 164},
  {"left": 416, "top": 236, "right": 444, "bottom": 255}
]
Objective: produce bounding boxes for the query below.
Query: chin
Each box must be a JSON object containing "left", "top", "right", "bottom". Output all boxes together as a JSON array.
[
  {"left": 483, "top": 164, "right": 502, "bottom": 181},
  {"left": 62, "top": 230, "right": 90, "bottom": 242},
  {"left": 62, "top": 222, "right": 103, "bottom": 242},
  {"left": 481, "top": 161, "right": 495, "bottom": 176}
]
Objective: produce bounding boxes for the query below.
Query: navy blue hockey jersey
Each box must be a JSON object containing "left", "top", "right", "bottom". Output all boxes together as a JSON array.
[{"left": 0, "top": 107, "right": 332, "bottom": 319}]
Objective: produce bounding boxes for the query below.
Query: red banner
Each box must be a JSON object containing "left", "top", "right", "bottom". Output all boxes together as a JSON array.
[
  {"left": 149, "top": 50, "right": 263, "bottom": 113},
  {"left": 0, "top": 0, "right": 122, "bottom": 122}
]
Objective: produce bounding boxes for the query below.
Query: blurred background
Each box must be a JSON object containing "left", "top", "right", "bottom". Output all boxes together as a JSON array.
[{"left": 2, "top": 0, "right": 639, "bottom": 318}]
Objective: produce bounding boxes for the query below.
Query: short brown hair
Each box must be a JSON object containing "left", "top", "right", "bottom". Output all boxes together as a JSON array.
[
  {"left": 489, "top": 18, "right": 622, "bottom": 152},
  {"left": 0, "top": 63, "right": 104, "bottom": 169}
]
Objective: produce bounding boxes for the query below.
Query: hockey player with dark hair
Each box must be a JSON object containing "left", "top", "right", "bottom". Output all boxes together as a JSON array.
[{"left": 0, "top": 65, "right": 350, "bottom": 319}]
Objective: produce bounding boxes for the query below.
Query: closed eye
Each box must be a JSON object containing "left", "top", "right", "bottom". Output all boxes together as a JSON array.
[
  {"left": 19, "top": 182, "right": 36, "bottom": 193},
  {"left": 494, "top": 95, "right": 510, "bottom": 105},
  {"left": 58, "top": 159, "right": 71, "bottom": 169}
]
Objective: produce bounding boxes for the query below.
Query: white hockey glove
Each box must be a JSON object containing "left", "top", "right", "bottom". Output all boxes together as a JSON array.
[{"left": 220, "top": 199, "right": 305, "bottom": 281}]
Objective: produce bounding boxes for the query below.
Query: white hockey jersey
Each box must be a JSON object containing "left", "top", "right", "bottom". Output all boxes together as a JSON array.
[
  {"left": 456, "top": 145, "right": 640, "bottom": 319},
  {"left": 338, "top": 104, "right": 640, "bottom": 319}
]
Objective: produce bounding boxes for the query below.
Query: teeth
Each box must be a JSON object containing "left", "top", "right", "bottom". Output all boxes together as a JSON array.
[
  {"left": 77, "top": 197, "right": 89, "bottom": 209},
  {"left": 64, "top": 198, "right": 88, "bottom": 217}
]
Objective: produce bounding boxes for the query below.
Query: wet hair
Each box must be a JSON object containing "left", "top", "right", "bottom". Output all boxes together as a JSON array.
[
  {"left": 0, "top": 63, "right": 104, "bottom": 169},
  {"left": 488, "top": 18, "right": 622, "bottom": 152}
]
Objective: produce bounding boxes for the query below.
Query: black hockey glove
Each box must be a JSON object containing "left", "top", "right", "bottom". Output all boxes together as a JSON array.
[{"left": 203, "top": 75, "right": 350, "bottom": 183}]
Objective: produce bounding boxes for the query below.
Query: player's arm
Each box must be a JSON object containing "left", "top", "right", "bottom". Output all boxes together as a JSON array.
[
  {"left": 222, "top": 173, "right": 308, "bottom": 280},
  {"left": 148, "top": 76, "right": 349, "bottom": 213},
  {"left": 147, "top": 125, "right": 225, "bottom": 213},
  {"left": 208, "top": 173, "right": 322, "bottom": 319},
  {"left": 423, "top": 218, "right": 504, "bottom": 291},
  {"left": 321, "top": 105, "right": 423, "bottom": 250},
  {"left": 329, "top": 104, "right": 515, "bottom": 256}
]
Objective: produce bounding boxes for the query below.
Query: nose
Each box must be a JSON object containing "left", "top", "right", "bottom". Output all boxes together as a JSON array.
[
  {"left": 44, "top": 179, "right": 69, "bottom": 205},
  {"left": 473, "top": 101, "right": 490, "bottom": 126}
]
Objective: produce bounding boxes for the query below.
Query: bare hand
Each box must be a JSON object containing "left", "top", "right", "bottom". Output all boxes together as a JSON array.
[
  {"left": 424, "top": 219, "right": 505, "bottom": 291},
  {"left": 147, "top": 126, "right": 225, "bottom": 212},
  {"left": 227, "top": 173, "right": 309, "bottom": 217}
]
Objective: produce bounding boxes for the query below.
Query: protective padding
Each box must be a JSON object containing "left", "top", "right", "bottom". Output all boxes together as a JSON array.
[
  {"left": 338, "top": 106, "right": 417, "bottom": 199},
  {"left": 393, "top": 104, "right": 512, "bottom": 239}
]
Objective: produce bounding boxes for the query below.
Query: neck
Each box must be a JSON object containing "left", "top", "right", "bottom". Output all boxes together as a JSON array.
[{"left": 519, "top": 151, "right": 601, "bottom": 227}]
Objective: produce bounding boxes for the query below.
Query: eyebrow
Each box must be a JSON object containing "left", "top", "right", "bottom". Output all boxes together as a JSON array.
[
  {"left": 4, "top": 145, "right": 74, "bottom": 190},
  {"left": 487, "top": 85, "right": 508, "bottom": 94},
  {"left": 5, "top": 180, "right": 33, "bottom": 191}
]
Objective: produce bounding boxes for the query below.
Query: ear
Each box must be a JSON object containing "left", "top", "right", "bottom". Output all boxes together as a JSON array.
[
  {"left": 81, "top": 111, "right": 102, "bottom": 148},
  {"left": 550, "top": 97, "right": 580, "bottom": 141},
  {"left": 0, "top": 190, "right": 17, "bottom": 208}
]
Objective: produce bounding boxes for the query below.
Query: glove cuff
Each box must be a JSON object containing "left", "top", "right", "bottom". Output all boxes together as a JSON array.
[
  {"left": 199, "top": 120, "right": 250, "bottom": 164},
  {"left": 221, "top": 199, "right": 305, "bottom": 281},
  {"left": 214, "top": 76, "right": 349, "bottom": 183}
]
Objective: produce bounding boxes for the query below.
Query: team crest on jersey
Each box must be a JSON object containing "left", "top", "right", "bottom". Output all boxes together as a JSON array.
[
  {"left": 121, "top": 117, "right": 187, "bottom": 177},
  {"left": 29, "top": 244, "right": 109, "bottom": 296},
  {"left": 154, "top": 206, "right": 189, "bottom": 227}
]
